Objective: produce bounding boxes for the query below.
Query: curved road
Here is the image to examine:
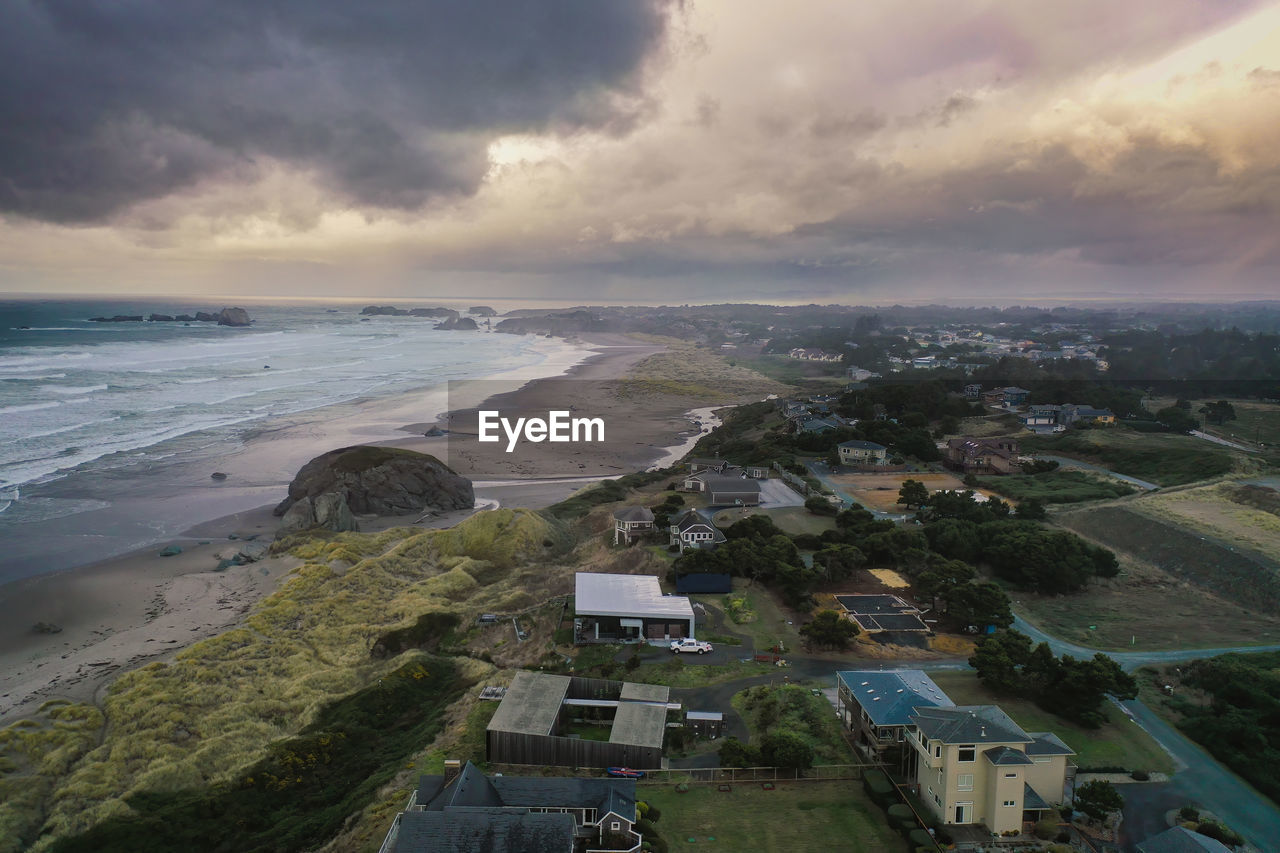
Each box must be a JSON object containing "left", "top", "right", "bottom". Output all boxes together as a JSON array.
[
  {"left": 1013, "top": 614, "right": 1280, "bottom": 849},
  {"left": 1030, "top": 454, "right": 1161, "bottom": 491}
]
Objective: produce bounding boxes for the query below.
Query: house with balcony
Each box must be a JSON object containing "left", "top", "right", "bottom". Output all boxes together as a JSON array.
[
  {"left": 669, "top": 509, "right": 727, "bottom": 552},
  {"left": 909, "top": 705, "right": 1073, "bottom": 835},
  {"left": 944, "top": 437, "right": 1021, "bottom": 475},
  {"left": 837, "top": 439, "right": 888, "bottom": 467},
  {"left": 836, "top": 669, "right": 954, "bottom": 775},
  {"left": 612, "top": 506, "right": 654, "bottom": 545}
]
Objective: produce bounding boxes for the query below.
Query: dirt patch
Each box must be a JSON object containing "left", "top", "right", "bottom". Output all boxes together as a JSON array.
[
  {"left": 828, "top": 471, "right": 998, "bottom": 511},
  {"left": 868, "top": 568, "right": 910, "bottom": 588}
]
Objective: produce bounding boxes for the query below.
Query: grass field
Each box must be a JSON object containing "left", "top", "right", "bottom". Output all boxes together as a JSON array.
[
  {"left": 1145, "top": 398, "right": 1280, "bottom": 449},
  {"left": 640, "top": 781, "right": 903, "bottom": 852},
  {"left": 978, "top": 470, "right": 1135, "bottom": 504},
  {"left": 1020, "top": 429, "right": 1236, "bottom": 486},
  {"left": 827, "top": 471, "right": 998, "bottom": 511},
  {"left": 1053, "top": 504, "right": 1280, "bottom": 613},
  {"left": 737, "top": 354, "right": 848, "bottom": 388},
  {"left": 692, "top": 582, "right": 805, "bottom": 652},
  {"left": 927, "top": 671, "right": 1174, "bottom": 774},
  {"left": 1136, "top": 482, "right": 1280, "bottom": 565},
  {"left": 712, "top": 506, "right": 837, "bottom": 537}
]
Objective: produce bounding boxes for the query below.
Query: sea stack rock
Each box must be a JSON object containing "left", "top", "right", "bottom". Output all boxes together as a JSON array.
[
  {"left": 217, "top": 307, "right": 252, "bottom": 327},
  {"left": 436, "top": 316, "right": 479, "bottom": 331},
  {"left": 469, "top": 306, "right": 497, "bottom": 316},
  {"left": 274, "top": 445, "right": 473, "bottom": 528}
]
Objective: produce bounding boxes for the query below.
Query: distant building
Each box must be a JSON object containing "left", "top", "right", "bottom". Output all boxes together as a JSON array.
[
  {"left": 575, "top": 572, "right": 695, "bottom": 643},
  {"left": 846, "top": 366, "right": 876, "bottom": 381},
  {"left": 787, "top": 347, "right": 843, "bottom": 361},
  {"left": 963, "top": 383, "right": 983, "bottom": 399},
  {"left": 794, "top": 415, "right": 841, "bottom": 434},
  {"left": 379, "top": 760, "right": 641, "bottom": 853},
  {"left": 837, "top": 439, "right": 888, "bottom": 466},
  {"left": 612, "top": 506, "right": 654, "bottom": 546},
  {"left": 944, "top": 437, "right": 1021, "bottom": 475},
  {"left": 1059, "top": 404, "right": 1115, "bottom": 426}
]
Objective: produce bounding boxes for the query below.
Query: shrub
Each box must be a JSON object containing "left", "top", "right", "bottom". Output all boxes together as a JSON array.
[
  {"left": 1195, "top": 821, "right": 1244, "bottom": 847},
  {"left": 1179, "top": 805, "right": 1200, "bottom": 822},
  {"left": 1034, "top": 819, "right": 1059, "bottom": 839},
  {"left": 1130, "top": 769, "right": 1149, "bottom": 781}
]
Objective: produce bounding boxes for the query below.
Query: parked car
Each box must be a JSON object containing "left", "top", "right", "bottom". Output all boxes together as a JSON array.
[{"left": 670, "top": 638, "right": 714, "bottom": 655}]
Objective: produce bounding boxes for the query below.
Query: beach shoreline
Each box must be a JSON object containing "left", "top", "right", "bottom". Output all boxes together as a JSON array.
[{"left": 0, "top": 332, "right": 718, "bottom": 724}]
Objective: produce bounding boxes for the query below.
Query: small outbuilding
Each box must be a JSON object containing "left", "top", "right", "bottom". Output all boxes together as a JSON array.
[{"left": 686, "top": 710, "right": 724, "bottom": 739}]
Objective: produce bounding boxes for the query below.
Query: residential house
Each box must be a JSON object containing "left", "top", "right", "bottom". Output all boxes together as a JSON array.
[
  {"left": 787, "top": 347, "right": 843, "bottom": 361},
  {"left": 794, "top": 415, "right": 841, "bottom": 434},
  {"left": 612, "top": 506, "right": 654, "bottom": 546},
  {"left": 575, "top": 573, "right": 696, "bottom": 643},
  {"left": 963, "top": 383, "right": 983, "bottom": 399},
  {"left": 846, "top": 366, "right": 876, "bottom": 381},
  {"left": 1001, "top": 387, "right": 1031, "bottom": 406},
  {"left": 910, "top": 705, "right": 1074, "bottom": 834},
  {"left": 687, "top": 457, "right": 730, "bottom": 474},
  {"left": 912, "top": 355, "right": 938, "bottom": 369},
  {"left": 836, "top": 670, "right": 954, "bottom": 774},
  {"left": 379, "top": 761, "right": 641, "bottom": 853},
  {"left": 704, "top": 474, "right": 762, "bottom": 506},
  {"left": 669, "top": 508, "right": 727, "bottom": 552},
  {"left": 1059, "top": 404, "right": 1115, "bottom": 426},
  {"left": 944, "top": 437, "right": 1021, "bottom": 475},
  {"left": 837, "top": 439, "right": 888, "bottom": 467}
]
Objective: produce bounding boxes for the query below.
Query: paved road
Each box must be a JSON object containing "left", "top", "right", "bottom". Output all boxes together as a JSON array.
[
  {"left": 1013, "top": 615, "right": 1280, "bottom": 850},
  {"left": 1030, "top": 454, "right": 1161, "bottom": 491},
  {"left": 1190, "top": 429, "right": 1256, "bottom": 453}
]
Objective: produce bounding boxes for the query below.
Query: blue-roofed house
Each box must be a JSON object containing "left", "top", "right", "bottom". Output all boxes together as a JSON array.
[{"left": 836, "top": 669, "right": 954, "bottom": 775}]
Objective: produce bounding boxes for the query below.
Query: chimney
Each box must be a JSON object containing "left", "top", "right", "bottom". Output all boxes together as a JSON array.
[{"left": 444, "top": 759, "right": 462, "bottom": 784}]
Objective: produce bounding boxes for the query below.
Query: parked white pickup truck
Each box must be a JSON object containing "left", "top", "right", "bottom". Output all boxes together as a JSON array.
[{"left": 670, "top": 638, "right": 714, "bottom": 655}]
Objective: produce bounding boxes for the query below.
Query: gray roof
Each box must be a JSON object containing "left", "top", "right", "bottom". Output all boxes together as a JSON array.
[
  {"left": 838, "top": 439, "right": 887, "bottom": 451},
  {"left": 619, "top": 682, "right": 670, "bottom": 703},
  {"left": 703, "top": 474, "right": 761, "bottom": 493},
  {"left": 415, "top": 763, "right": 638, "bottom": 823},
  {"left": 1022, "top": 783, "right": 1053, "bottom": 812},
  {"left": 1026, "top": 732, "right": 1074, "bottom": 756},
  {"left": 910, "top": 705, "right": 1032, "bottom": 745},
  {"left": 984, "top": 746, "right": 1034, "bottom": 766},
  {"left": 612, "top": 505, "right": 654, "bottom": 523},
  {"left": 837, "top": 670, "right": 954, "bottom": 727},
  {"left": 674, "top": 509, "right": 724, "bottom": 537},
  {"left": 1136, "top": 826, "right": 1234, "bottom": 853},
  {"left": 609, "top": 701, "right": 668, "bottom": 748},
  {"left": 486, "top": 672, "right": 570, "bottom": 737},
  {"left": 391, "top": 809, "right": 574, "bottom": 853},
  {"left": 687, "top": 711, "right": 723, "bottom": 721}
]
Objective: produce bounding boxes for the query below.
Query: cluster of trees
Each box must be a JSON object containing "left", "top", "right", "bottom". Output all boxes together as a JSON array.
[
  {"left": 799, "top": 609, "right": 859, "bottom": 649},
  {"left": 718, "top": 731, "right": 814, "bottom": 770},
  {"left": 673, "top": 515, "right": 822, "bottom": 606},
  {"left": 1170, "top": 651, "right": 1280, "bottom": 805},
  {"left": 970, "top": 630, "right": 1136, "bottom": 727},
  {"left": 923, "top": 497, "right": 1118, "bottom": 595}
]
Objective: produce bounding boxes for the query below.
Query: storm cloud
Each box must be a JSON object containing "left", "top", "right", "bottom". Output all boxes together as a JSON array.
[{"left": 0, "top": 0, "right": 671, "bottom": 222}]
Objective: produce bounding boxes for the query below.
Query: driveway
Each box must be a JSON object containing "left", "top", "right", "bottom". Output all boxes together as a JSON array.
[
  {"left": 756, "top": 478, "right": 806, "bottom": 508},
  {"left": 1190, "top": 430, "right": 1256, "bottom": 452}
]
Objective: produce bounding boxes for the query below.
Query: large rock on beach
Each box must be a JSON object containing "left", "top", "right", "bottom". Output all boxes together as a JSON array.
[
  {"left": 274, "top": 445, "right": 473, "bottom": 524},
  {"left": 217, "top": 307, "right": 251, "bottom": 327}
]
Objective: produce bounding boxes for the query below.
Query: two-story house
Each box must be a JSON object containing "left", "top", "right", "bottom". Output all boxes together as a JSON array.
[
  {"left": 909, "top": 705, "right": 1073, "bottom": 835},
  {"left": 669, "top": 509, "right": 727, "bottom": 552},
  {"left": 612, "top": 506, "right": 654, "bottom": 545},
  {"left": 837, "top": 439, "right": 888, "bottom": 466},
  {"left": 944, "top": 437, "right": 1021, "bottom": 475}
]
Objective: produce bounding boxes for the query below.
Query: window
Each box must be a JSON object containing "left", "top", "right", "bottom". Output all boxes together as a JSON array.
[
  {"left": 1002, "top": 800, "right": 1016, "bottom": 807},
  {"left": 934, "top": 744, "right": 941, "bottom": 758},
  {"left": 957, "top": 774, "right": 974, "bottom": 791},
  {"left": 958, "top": 745, "right": 976, "bottom": 762},
  {"left": 611, "top": 822, "right": 621, "bottom": 831},
  {"left": 1004, "top": 772, "right": 1017, "bottom": 778}
]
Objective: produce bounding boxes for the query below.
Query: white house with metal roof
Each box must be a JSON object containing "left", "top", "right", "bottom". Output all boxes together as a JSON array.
[{"left": 574, "top": 572, "right": 696, "bottom": 643}]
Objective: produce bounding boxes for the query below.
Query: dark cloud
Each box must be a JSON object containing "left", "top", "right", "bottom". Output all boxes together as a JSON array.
[{"left": 0, "top": 0, "right": 672, "bottom": 222}]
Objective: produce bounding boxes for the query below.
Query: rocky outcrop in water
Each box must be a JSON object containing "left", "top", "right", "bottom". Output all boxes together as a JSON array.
[
  {"left": 469, "top": 306, "right": 498, "bottom": 316},
  {"left": 274, "top": 446, "right": 473, "bottom": 534},
  {"left": 360, "top": 305, "right": 458, "bottom": 319},
  {"left": 435, "top": 316, "right": 479, "bottom": 330},
  {"left": 216, "top": 307, "right": 251, "bottom": 327},
  {"left": 89, "top": 315, "right": 144, "bottom": 322}
]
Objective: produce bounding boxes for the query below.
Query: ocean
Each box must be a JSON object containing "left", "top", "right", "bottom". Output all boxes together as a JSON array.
[{"left": 0, "top": 298, "right": 584, "bottom": 581}]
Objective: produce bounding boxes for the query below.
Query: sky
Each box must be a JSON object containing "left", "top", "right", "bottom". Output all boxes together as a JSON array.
[{"left": 1, "top": 0, "right": 1278, "bottom": 305}]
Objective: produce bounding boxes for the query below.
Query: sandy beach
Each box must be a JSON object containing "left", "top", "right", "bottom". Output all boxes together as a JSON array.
[{"left": 0, "top": 332, "right": 717, "bottom": 724}]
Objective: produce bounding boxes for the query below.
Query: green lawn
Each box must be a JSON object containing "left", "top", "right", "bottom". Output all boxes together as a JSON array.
[
  {"left": 928, "top": 671, "right": 1174, "bottom": 774},
  {"left": 640, "top": 781, "right": 903, "bottom": 852},
  {"left": 1020, "top": 429, "right": 1235, "bottom": 486},
  {"left": 691, "top": 583, "right": 804, "bottom": 653},
  {"left": 977, "top": 470, "right": 1136, "bottom": 504}
]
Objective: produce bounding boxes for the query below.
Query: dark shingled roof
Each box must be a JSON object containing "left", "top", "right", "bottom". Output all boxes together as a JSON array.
[
  {"left": 391, "top": 809, "right": 574, "bottom": 853},
  {"left": 1026, "top": 732, "right": 1074, "bottom": 756},
  {"left": 703, "top": 474, "right": 761, "bottom": 493},
  {"left": 910, "top": 705, "right": 1031, "bottom": 745},
  {"left": 415, "top": 764, "right": 638, "bottom": 823},
  {"left": 612, "top": 505, "right": 654, "bottom": 522},
  {"left": 984, "top": 745, "right": 1034, "bottom": 766}
]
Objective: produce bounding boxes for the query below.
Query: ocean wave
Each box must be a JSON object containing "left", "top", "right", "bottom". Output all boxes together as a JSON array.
[
  {"left": 42, "top": 383, "right": 109, "bottom": 395},
  {"left": 5, "top": 416, "right": 122, "bottom": 443},
  {"left": 177, "top": 376, "right": 219, "bottom": 384},
  {"left": 0, "top": 401, "right": 61, "bottom": 414},
  {"left": 3, "top": 373, "right": 67, "bottom": 381}
]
